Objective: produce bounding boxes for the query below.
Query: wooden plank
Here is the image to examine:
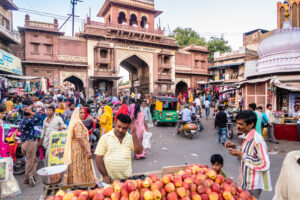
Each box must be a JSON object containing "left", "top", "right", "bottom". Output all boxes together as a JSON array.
[{"left": 162, "top": 165, "right": 187, "bottom": 175}]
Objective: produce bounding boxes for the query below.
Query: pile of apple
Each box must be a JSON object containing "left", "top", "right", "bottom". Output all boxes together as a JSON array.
[{"left": 46, "top": 164, "right": 256, "bottom": 200}]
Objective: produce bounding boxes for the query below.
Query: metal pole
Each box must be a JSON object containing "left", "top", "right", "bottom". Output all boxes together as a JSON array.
[{"left": 72, "top": 0, "right": 75, "bottom": 37}]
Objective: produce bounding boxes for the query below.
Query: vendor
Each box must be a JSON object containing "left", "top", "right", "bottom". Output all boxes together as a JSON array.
[
  {"left": 290, "top": 105, "right": 300, "bottom": 118},
  {"left": 95, "top": 113, "right": 143, "bottom": 183}
]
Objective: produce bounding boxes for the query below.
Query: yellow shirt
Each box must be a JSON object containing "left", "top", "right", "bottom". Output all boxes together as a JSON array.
[{"left": 95, "top": 130, "right": 133, "bottom": 180}]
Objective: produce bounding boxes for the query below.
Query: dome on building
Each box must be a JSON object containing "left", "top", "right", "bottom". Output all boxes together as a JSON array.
[{"left": 256, "top": 21, "right": 300, "bottom": 75}]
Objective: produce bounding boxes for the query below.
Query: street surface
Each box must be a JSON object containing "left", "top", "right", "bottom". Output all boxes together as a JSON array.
[{"left": 10, "top": 114, "right": 299, "bottom": 200}]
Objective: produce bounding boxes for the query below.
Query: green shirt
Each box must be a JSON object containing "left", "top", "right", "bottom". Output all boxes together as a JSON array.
[{"left": 255, "top": 111, "right": 262, "bottom": 135}]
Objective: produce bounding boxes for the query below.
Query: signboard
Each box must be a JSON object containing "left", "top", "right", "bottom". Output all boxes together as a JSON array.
[
  {"left": 0, "top": 49, "right": 22, "bottom": 75},
  {"left": 48, "top": 131, "right": 67, "bottom": 167}
]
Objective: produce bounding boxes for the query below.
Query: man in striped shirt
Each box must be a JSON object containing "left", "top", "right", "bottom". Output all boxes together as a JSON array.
[{"left": 225, "top": 110, "right": 272, "bottom": 199}]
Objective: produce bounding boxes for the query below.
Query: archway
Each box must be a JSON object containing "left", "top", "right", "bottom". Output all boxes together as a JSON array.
[
  {"left": 119, "top": 55, "right": 150, "bottom": 96},
  {"left": 175, "top": 81, "right": 188, "bottom": 96},
  {"left": 63, "top": 75, "right": 84, "bottom": 91}
]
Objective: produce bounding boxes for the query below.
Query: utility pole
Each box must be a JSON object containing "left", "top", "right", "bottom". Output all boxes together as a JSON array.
[{"left": 71, "top": 0, "right": 82, "bottom": 36}]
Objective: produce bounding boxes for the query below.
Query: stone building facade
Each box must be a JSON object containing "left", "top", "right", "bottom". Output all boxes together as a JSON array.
[
  {"left": 16, "top": 0, "right": 211, "bottom": 96},
  {"left": 15, "top": 15, "right": 88, "bottom": 91},
  {"left": 277, "top": 0, "right": 300, "bottom": 29}
]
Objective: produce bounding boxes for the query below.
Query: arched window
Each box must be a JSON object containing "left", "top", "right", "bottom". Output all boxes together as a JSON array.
[
  {"left": 118, "top": 12, "right": 127, "bottom": 25},
  {"left": 279, "top": 6, "right": 285, "bottom": 28},
  {"left": 107, "top": 14, "right": 111, "bottom": 23},
  {"left": 129, "top": 14, "right": 138, "bottom": 27},
  {"left": 141, "top": 16, "right": 148, "bottom": 29},
  {"left": 292, "top": 3, "right": 297, "bottom": 27}
]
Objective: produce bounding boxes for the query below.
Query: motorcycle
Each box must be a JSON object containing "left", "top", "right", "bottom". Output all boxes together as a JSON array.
[
  {"left": 195, "top": 114, "right": 204, "bottom": 132},
  {"left": 226, "top": 111, "right": 239, "bottom": 139},
  {"left": 176, "top": 115, "right": 198, "bottom": 139}
]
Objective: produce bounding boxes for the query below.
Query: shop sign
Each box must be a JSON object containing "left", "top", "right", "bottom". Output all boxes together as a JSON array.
[
  {"left": 0, "top": 49, "right": 22, "bottom": 75},
  {"left": 48, "top": 131, "right": 67, "bottom": 166},
  {"left": 133, "top": 80, "right": 140, "bottom": 87}
]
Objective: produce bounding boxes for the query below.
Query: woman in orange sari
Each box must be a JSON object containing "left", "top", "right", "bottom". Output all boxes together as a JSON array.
[{"left": 64, "top": 107, "right": 96, "bottom": 185}]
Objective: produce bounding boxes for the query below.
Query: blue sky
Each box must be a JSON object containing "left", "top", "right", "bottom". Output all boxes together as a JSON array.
[{"left": 12, "top": 0, "right": 279, "bottom": 50}]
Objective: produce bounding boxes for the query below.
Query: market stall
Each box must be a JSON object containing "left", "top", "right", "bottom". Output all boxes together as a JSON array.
[
  {"left": 42, "top": 164, "right": 257, "bottom": 200},
  {"left": 0, "top": 74, "right": 49, "bottom": 98}
]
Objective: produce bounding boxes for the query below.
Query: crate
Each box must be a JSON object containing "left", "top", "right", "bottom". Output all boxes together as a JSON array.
[{"left": 132, "top": 165, "right": 187, "bottom": 178}]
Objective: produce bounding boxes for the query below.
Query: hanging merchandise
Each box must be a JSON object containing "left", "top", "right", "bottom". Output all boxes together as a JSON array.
[
  {"left": 268, "top": 87, "right": 275, "bottom": 103},
  {"left": 24, "top": 81, "right": 31, "bottom": 92},
  {"left": 40, "top": 77, "right": 47, "bottom": 94}
]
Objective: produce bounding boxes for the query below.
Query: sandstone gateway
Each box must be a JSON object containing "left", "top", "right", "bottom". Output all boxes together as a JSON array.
[{"left": 16, "top": 0, "right": 211, "bottom": 96}]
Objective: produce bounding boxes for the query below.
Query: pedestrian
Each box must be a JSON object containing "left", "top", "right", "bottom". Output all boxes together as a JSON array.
[
  {"left": 5, "top": 96, "right": 14, "bottom": 112},
  {"left": 19, "top": 102, "right": 41, "bottom": 186},
  {"left": 225, "top": 110, "right": 272, "bottom": 199},
  {"left": 177, "top": 93, "right": 183, "bottom": 105},
  {"left": 257, "top": 106, "right": 268, "bottom": 135},
  {"left": 82, "top": 107, "right": 96, "bottom": 136},
  {"left": 100, "top": 105, "right": 113, "bottom": 136},
  {"left": 215, "top": 105, "right": 227, "bottom": 145},
  {"left": 265, "top": 104, "right": 279, "bottom": 144},
  {"left": 133, "top": 103, "right": 148, "bottom": 159},
  {"left": 248, "top": 103, "right": 262, "bottom": 135},
  {"left": 0, "top": 103, "right": 8, "bottom": 157},
  {"left": 294, "top": 109, "right": 300, "bottom": 144},
  {"left": 63, "top": 107, "right": 96, "bottom": 185},
  {"left": 140, "top": 100, "right": 152, "bottom": 126},
  {"left": 95, "top": 113, "right": 143, "bottom": 183},
  {"left": 39, "top": 105, "right": 66, "bottom": 166},
  {"left": 204, "top": 98, "right": 210, "bottom": 120},
  {"left": 129, "top": 99, "right": 135, "bottom": 118},
  {"left": 195, "top": 95, "right": 202, "bottom": 116},
  {"left": 273, "top": 151, "right": 300, "bottom": 200},
  {"left": 64, "top": 102, "right": 75, "bottom": 126},
  {"left": 114, "top": 104, "right": 129, "bottom": 122},
  {"left": 210, "top": 154, "right": 226, "bottom": 177}
]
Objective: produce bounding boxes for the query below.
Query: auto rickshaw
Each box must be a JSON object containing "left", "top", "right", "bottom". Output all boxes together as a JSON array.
[{"left": 150, "top": 96, "right": 179, "bottom": 126}]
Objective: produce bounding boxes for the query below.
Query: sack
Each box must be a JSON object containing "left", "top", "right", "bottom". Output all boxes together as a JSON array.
[{"left": 142, "top": 131, "right": 152, "bottom": 149}]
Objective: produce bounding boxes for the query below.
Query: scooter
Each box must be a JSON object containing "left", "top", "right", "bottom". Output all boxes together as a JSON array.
[
  {"left": 176, "top": 116, "right": 198, "bottom": 139},
  {"left": 195, "top": 114, "right": 203, "bottom": 132}
]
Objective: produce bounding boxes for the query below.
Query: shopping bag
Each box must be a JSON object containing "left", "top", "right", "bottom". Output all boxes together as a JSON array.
[
  {"left": 147, "top": 121, "right": 154, "bottom": 129},
  {"left": 0, "top": 157, "right": 13, "bottom": 182},
  {"left": 142, "top": 131, "right": 152, "bottom": 149}
]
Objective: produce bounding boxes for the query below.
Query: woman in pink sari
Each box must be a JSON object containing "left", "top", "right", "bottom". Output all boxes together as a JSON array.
[{"left": 133, "top": 103, "right": 148, "bottom": 159}]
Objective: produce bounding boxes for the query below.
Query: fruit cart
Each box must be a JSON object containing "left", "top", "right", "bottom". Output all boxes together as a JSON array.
[{"left": 43, "top": 164, "right": 257, "bottom": 200}]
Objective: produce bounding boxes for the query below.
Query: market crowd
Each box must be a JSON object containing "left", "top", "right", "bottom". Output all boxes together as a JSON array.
[{"left": 0, "top": 88, "right": 299, "bottom": 200}]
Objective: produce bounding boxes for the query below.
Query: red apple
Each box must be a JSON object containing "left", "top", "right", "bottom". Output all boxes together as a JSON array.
[
  {"left": 162, "top": 174, "right": 172, "bottom": 185},
  {"left": 126, "top": 181, "right": 137, "bottom": 193},
  {"left": 211, "top": 183, "right": 220, "bottom": 193},
  {"left": 93, "top": 193, "right": 105, "bottom": 200},
  {"left": 111, "top": 192, "right": 121, "bottom": 200},
  {"left": 165, "top": 183, "right": 175, "bottom": 193},
  {"left": 129, "top": 191, "right": 140, "bottom": 200},
  {"left": 175, "top": 187, "right": 186, "bottom": 198},
  {"left": 153, "top": 190, "right": 162, "bottom": 200},
  {"left": 167, "top": 192, "right": 178, "bottom": 200},
  {"left": 200, "top": 194, "right": 209, "bottom": 200},
  {"left": 104, "top": 186, "right": 114, "bottom": 197},
  {"left": 208, "top": 192, "right": 218, "bottom": 200},
  {"left": 190, "top": 184, "right": 197, "bottom": 193},
  {"left": 173, "top": 175, "right": 183, "bottom": 188},
  {"left": 197, "top": 185, "right": 206, "bottom": 194},
  {"left": 150, "top": 174, "right": 159, "bottom": 183}
]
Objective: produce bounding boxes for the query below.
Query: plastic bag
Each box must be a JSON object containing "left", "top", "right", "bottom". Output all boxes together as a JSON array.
[
  {"left": 142, "top": 131, "right": 152, "bottom": 149},
  {"left": 0, "top": 171, "right": 21, "bottom": 198},
  {"left": 147, "top": 121, "right": 154, "bottom": 129},
  {"left": 0, "top": 157, "right": 13, "bottom": 182}
]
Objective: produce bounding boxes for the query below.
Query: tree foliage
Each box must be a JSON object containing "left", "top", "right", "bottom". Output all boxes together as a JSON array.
[
  {"left": 169, "top": 27, "right": 231, "bottom": 62},
  {"left": 169, "top": 27, "right": 206, "bottom": 46},
  {"left": 207, "top": 36, "right": 231, "bottom": 62}
]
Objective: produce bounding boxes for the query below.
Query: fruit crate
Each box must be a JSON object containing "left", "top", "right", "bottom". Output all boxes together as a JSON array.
[{"left": 132, "top": 165, "right": 187, "bottom": 178}]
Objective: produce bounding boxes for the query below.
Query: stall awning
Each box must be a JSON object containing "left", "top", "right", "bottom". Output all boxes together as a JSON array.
[
  {"left": 272, "top": 79, "right": 300, "bottom": 92},
  {"left": 209, "top": 62, "right": 244, "bottom": 70},
  {"left": 90, "top": 76, "right": 121, "bottom": 80},
  {"left": 219, "top": 88, "right": 238, "bottom": 94},
  {"left": 0, "top": 74, "right": 40, "bottom": 80}
]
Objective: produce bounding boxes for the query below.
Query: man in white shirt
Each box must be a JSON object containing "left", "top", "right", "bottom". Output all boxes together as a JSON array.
[
  {"left": 265, "top": 104, "right": 279, "bottom": 144},
  {"left": 195, "top": 96, "right": 202, "bottom": 116},
  {"left": 204, "top": 98, "right": 210, "bottom": 120},
  {"left": 290, "top": 105, "right": 300, "bottom": 118}
]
